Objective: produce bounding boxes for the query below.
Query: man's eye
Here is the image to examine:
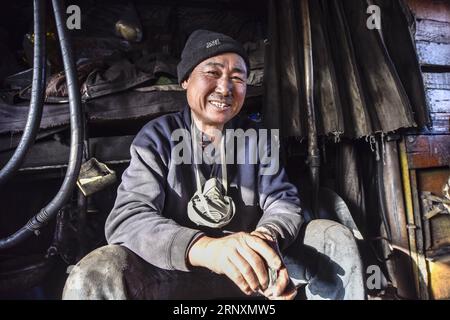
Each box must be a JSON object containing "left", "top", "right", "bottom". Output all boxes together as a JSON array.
[
  {"left": 206, "top": 71, "right": 220, "bottom": 77},
  {"left": 231, "top": 76, "right": 244, "bottom": 82}
]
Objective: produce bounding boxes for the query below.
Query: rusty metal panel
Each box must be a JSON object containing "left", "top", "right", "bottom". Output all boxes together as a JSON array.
[{"left": 405, "top": 135, "right": 450, "bottom": 169}]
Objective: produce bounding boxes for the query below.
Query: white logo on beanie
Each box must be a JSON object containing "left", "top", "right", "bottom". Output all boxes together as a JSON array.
[{"left": 206, "top": 39, "right": 221, "bottom": 48}]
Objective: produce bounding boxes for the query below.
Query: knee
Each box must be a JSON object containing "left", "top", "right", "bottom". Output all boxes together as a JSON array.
[
  {"left": 306, "top": 219, "right": 354, "bottom": 239},
  {"left": 68, "top": 244, "right": 129, "bottom": 277},
  {"left": 304, "top": 219, "right": 358, "bottom": 256},
  {"left": 62, "top": 245, "right": 129, "bottom": 299},
  {"left": 303, "top": 220, "right": 365, "bottom": 299}
]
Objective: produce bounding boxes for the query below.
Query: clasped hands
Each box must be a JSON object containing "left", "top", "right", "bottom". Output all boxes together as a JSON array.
[{"left": 188, "top": 228, "right": 297, "bottom": 300}]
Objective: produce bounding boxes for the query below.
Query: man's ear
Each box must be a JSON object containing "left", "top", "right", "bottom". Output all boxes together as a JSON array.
[{"left": 181, "top": 79, "right": 189, "bottom": 90}]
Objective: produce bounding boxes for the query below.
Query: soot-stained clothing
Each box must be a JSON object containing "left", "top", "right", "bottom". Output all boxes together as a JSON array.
[{"left": 105, "top": 106, "right": 303, "bottom": 271}]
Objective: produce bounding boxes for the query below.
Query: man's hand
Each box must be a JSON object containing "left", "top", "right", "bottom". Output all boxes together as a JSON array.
[
  {"left": 187, "top": 231, "right": 296, "bottom": 300},
  {"left": 251, "top": 229, "right": 297, "bottom": 300}
]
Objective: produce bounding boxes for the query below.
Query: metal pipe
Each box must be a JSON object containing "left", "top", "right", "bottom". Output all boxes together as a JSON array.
[
  {"left": 399, "top": 139, "right": 423, "bottom": 299},
  {"left": 300, "top": 0, "right": 320, "bottom": 217},
  {"left": 0, "top": 0, "right": 46, "bottom": 187},
  {"left": 0, "top": 0, "right": 84, "bottom": 250},
  {"left": 382, "top": 138, "right": 417, "bottom": 299}
]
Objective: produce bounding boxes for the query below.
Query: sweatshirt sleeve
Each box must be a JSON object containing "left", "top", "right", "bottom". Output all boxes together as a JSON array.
[
  {"left": 256, "top": 131, "right": 303, "bottom": 250},
  {"left": 105, "top": 127, "right": 203, "bottom": 272}
]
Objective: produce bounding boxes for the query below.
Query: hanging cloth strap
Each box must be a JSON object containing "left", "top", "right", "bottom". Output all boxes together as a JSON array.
[{"left": 187, "top": 116, "right": 235, "bottom": 228}]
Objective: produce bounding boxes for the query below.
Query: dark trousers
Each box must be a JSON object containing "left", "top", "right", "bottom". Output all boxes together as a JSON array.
[{"left": 62, "top": 219, "right": 365, "bottom": 300}]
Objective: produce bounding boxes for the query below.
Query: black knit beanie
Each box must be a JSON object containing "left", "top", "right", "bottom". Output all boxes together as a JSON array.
[{"left": 177, "top": 29, "right": 250, "bottom": 84}]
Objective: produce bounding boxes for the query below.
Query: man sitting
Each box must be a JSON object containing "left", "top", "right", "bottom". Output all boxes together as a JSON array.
[{"left": 62, "top": 30, "right": 365, "bottom": 300}]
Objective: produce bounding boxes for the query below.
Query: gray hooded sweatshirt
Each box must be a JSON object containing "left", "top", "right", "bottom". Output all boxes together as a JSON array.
[{"left": 105, "top": 106, "right": 303, "bottom": 272}]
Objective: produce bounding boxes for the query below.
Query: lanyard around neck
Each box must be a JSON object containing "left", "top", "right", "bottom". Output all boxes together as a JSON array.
[{"left": 190, "top": 115, "right": 227, "bottom": 194}]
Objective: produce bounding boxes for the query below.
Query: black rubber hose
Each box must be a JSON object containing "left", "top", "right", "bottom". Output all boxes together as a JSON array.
[
  {"left": 376, "top": 143, "right": 393, "bottom": 242},
  {"left": 0, "top": 0, "right": 84, "bottom": 250},
  {"left": 0, "top": 0, "right": 46, "bottom": 187}
]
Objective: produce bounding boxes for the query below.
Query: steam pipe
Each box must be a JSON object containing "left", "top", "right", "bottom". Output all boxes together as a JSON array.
[{"left": 0, "top": 0, "right": 84, "bottom": 250}]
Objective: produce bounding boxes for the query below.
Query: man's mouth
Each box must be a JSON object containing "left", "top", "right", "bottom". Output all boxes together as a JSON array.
[{"left": 209, "top": 100, "right": 231, "bottom": 110}]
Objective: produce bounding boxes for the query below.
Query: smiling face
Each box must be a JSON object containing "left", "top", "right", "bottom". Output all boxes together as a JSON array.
[{"left": 182, "top": 52, "right": 247, "bottom": 132}]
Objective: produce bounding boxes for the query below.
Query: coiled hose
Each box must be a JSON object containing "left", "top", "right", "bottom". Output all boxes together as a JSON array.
[{"left": 0, "top": 0, "right": 84, "bottom": 250}]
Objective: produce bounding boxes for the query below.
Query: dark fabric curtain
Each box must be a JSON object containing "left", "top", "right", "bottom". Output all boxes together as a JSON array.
[
  {"left": 263, "top": 0, "right": 305, "bottom": 138},
  {"left": 263, "top": 0, "right": 430, "bottom": 139}
]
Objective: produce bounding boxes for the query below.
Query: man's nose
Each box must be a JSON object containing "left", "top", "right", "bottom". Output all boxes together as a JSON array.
[{"left": 215, "top": 77, "right": 232, "bottom": 96}]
